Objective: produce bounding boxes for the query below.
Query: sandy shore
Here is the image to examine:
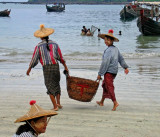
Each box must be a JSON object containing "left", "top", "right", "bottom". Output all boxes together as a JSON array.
[{"left": 0, "top": 57, "right": 160, "bottom": 137}]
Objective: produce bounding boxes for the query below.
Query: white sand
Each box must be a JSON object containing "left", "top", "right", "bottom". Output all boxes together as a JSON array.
[{"left": 0, "top": 57, "right": 160, "bottom": 137}]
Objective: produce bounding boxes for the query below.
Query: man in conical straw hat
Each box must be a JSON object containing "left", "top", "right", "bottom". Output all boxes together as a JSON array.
[
  {"left": 96, "top": 29, "right": 129, "bottom": 111},
  {"left": 26, "top": 24, "right": 69, "bottom": 111},
  {"left": 13, "top": 100, "right": 57, "bottom": 137}
]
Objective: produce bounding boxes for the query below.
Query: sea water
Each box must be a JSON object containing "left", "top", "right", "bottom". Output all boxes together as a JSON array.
[
  {"left": 1, "top": 4, "right": 160, "bottom": 63},
  {"left": 0, "top": 4, "right": 160, "bottom": 79}
]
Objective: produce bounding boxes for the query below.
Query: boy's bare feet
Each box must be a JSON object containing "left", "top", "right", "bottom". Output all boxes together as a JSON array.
[
  {"left": 57, "top": 104, "right": 63, "bottom": 109},
  {"left": 96, "top": 101, "right": 104, "bottom": 106},
  {"left": 112, "top": 103, "right": 119, "bottom": 111}
]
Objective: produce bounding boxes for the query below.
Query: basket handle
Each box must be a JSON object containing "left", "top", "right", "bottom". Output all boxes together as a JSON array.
[
  {"left": 96, "top": 79, "right": 101, "bottom": 84},
  {"left": 63, "top": 70, "right": 69, "bottom": 77}
]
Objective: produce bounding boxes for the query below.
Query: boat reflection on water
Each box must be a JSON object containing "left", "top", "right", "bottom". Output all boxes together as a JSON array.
[
  {"left": 135, "top": 35, "right": 160, "bottom": 78},
  {"left": 120, "top": 16, "right": 136, "bottom": 22},
  {"left": 136, "top": 35, "right": 160, "bottom": 52}
]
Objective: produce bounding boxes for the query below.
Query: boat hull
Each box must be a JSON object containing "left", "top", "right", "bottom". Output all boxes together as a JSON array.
[
  {"left": 137, "top": 15, "right": 160, "bottom": 36},
  {"left": 46, "top": 5, "right": 65, "bottom": 12},
  {"left": 0, "top": 9, "right": 11, "bottom": 17}
]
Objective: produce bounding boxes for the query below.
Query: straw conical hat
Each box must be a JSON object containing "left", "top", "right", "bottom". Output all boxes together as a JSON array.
[
  {"left": 34, "top": 24, "right": 54, "bottom": 38},
  {"left": 98, "top": 29, "right": 119, "bottom": 42},
  {"left": 15, "top": 100, "right": 57, "bottom": 123}
]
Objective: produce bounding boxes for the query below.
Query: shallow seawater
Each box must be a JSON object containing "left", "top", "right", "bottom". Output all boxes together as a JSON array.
[{"left": 0, "top": 4, "right": 160, "bottom": 64}]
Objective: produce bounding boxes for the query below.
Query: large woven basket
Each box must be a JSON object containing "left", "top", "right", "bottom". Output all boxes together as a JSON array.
[{"left": 65, "top": 74, "right": 99, "bottom": 102}]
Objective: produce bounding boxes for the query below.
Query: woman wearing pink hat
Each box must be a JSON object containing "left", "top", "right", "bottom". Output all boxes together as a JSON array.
[{"left": 97, "top": 29, "right": 129, "bottom": 111}]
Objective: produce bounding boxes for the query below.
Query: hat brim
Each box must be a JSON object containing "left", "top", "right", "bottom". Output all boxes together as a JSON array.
[
  {"left": 34, "top": 28, "right": 54, "bottom": 38},
  {"left": 15, "top": 110, "right": 57, "bottom": 123},
  {"left": 98, "top": 34, "right": 119, "bottom": 42}
]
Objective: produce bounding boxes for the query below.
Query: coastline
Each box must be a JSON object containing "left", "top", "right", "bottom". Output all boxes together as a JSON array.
[
  {"left": 0, "top": 57, "right": 160, "bottom": 137},
  {"left": 0, "top": 1, "right": 129, "bottom": 5}
]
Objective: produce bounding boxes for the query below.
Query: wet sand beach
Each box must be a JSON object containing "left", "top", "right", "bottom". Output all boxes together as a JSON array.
[{"left": 0, "top": 57, "right": 160, "bottom": 137}]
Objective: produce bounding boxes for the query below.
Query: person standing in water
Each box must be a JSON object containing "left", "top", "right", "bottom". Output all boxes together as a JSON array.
[
  {"left": 119, "top": 31, "right": 122, "bottom": 35},
  {"left": 26, "top": 24, "right": 69, "bottom": 111},
  {"left": 82, "top": 26, "right": 88, "bottom": 34},
  {"left": 98, "top": 28, "right": 101, "bottom": 40},
  {"left": 96, "top": 29, "right": 129, "bottom": 111}
]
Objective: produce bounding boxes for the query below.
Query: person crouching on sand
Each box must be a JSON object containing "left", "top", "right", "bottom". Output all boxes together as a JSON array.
[
  {"left": 96, "top": 29, "right": 129, "bottom": 111},
  {"left": 26, "top": 24, "right": 69, "bottom": 111},
  {"left": 13, "top": 100, "right": 57, "bottom": 137}
]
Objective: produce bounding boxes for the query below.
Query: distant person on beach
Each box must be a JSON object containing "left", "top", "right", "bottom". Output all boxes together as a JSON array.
[
  {"left": 82, "top": 26, "right": 88, "bottom": 34},
  {"left": 26, "top": 24, "right": 69, "bottom": 111},
  {"left": 13, "top": 100, "right": 57, "bottom": 137},
  {"left": 96, "top": 29, "right": 129, "bottom": 111}
]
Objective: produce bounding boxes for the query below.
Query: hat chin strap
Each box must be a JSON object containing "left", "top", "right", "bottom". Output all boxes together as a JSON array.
[{"left": 26, "top": 120, "right": 39, "bottom": 136}]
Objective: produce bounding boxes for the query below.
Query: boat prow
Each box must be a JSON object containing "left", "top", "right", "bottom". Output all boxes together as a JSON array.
[{"left": 0, "top": 9, "right": 11, "bottom": 17}]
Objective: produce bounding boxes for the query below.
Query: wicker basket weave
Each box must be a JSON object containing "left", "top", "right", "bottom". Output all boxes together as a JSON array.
[{"left": 66, "top": 76, "right": 99, "bottom": 102}]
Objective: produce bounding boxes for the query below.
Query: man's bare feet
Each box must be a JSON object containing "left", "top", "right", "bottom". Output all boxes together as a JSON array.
[
  {"left": 96, "top": 101, "right": 104, "bottom": 106},
  {"left": 57, "top": 104, "right": 63, "bottom": 109},
  {"left": 112, "top": 103, "right": 119, "bottom": 111}
]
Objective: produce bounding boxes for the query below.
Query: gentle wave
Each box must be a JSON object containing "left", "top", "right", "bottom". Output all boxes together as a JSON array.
[
  {"left": 0, "top": 51, "right": 32, "bottom": 56},
  {"left": 65, "top": 51, "right": 160, "bottom": 59},
  {"left": 0, "top": 51, "right": 160, "bottom": 63},
  {"left": 65, "top": 51, "right": 102, "bottom": 57},
  {"left": 0, "top": 59, "right": 8, "bottom": 62},
  {"left": 123, "top": 52, "right": 160, "bottom": 58}
]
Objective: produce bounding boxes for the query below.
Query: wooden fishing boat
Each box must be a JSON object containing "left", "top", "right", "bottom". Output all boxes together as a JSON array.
[
  {"left": 120, "top": 3, "right": 151, "bottom": 21},
  {"left": 137, "top": 10, "right": 160, "bottom": 35},
  {"left": 120, "top": 5, "right": 137, "bottom": 20},
  {"left": 0, "top": 9, "right": 11, "bottom": 17},
  {"left": 46, "top": 3, "right": 65, "bottom": 12}
]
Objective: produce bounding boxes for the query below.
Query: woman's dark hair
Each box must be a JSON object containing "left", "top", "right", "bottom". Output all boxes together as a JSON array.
[
  {"left": 15, "top": 121, "right": 35, "bottom": 135},
  {"left": 44, "top": 36, "right": 50, "bottom": 51},
  {"left": 105, "top": 35, "right": 114, "bottom": 41},
  {"left": 15, "top": 117, "right": 43, "bottom": 135}
]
